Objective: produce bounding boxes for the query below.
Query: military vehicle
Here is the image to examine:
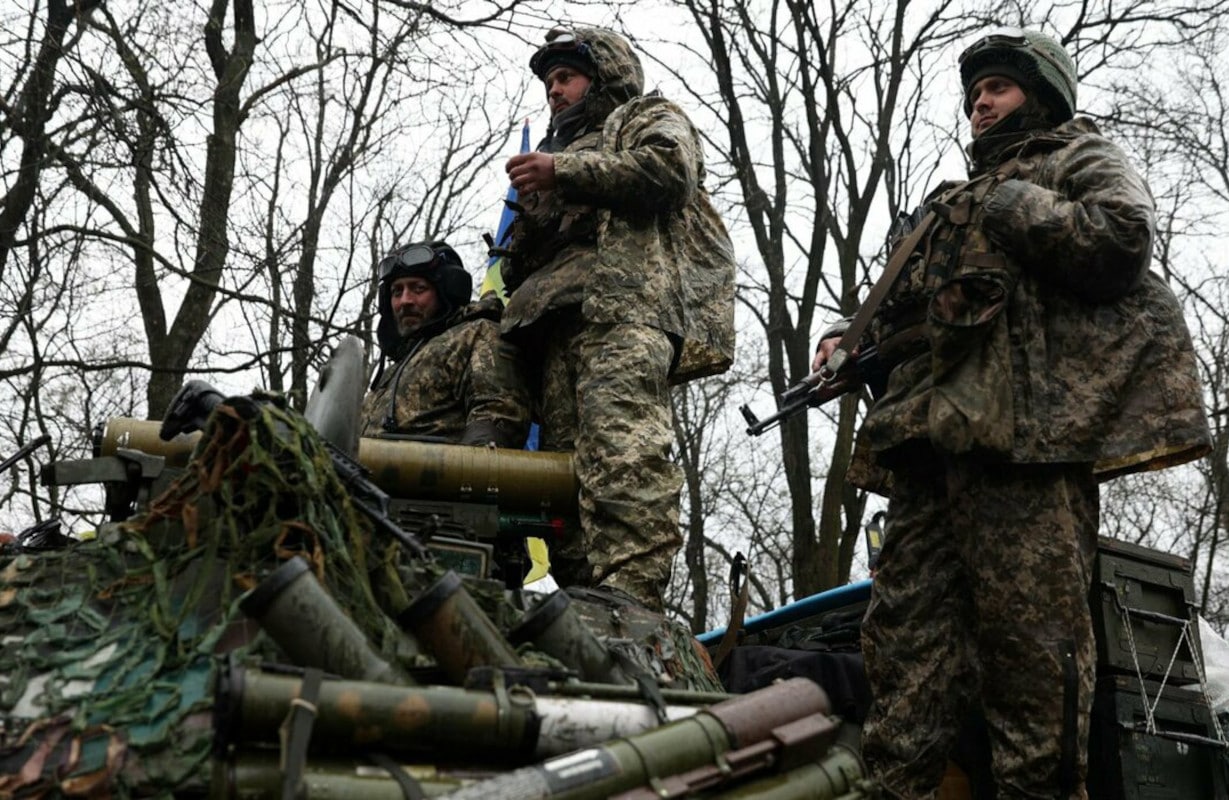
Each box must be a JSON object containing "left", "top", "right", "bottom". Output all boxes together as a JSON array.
[
  {"left": 2, "top": 338, "right": 1225, "bottom": 798},
  {"left": 0, "top": 338, "right": 871, "bottom": 799}
]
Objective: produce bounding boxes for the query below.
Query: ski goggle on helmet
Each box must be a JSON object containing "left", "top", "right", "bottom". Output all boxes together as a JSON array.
[
  {"left": 378, "top": 244, "right": 437, "bottom": 283},
  {"left": 958, "top": 26, "right": 1077, "bottom": 121},
  {"left": 529, "top": 28, "right": 596, "bottom": 81},
  {"left": 376, "top": 242, "right": 472, "bottom": 310}
]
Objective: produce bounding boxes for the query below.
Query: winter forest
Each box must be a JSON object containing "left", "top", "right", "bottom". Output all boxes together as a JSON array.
[{"left": 3, "top": 0, "right": 1228, "bottom": 634}]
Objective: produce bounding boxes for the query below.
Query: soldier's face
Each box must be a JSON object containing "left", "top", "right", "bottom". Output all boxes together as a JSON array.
[
  {"left": 544, "top": 66, "right": 591, "bottom": 117},
  {"left": 390, "top": 276, "right": 441, "bottom": 335},
  {"left": 969, "top": 75, "right": 1026, "bottom": 137}
]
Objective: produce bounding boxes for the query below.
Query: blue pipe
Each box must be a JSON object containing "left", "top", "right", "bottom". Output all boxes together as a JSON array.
[{"left": 696, "top": 579, "right": 872, "bottom": 646}]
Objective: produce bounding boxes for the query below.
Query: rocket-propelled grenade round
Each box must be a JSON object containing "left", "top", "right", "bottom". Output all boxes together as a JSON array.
[
  {"left": 214, "top": 666, "right": 707, "bottom": 761},
  {"left": 440, "top": 677, "right": 832, "bottom": 800},
  {"left": 97, "top": 418, "right": 578, "bottom": 514}
]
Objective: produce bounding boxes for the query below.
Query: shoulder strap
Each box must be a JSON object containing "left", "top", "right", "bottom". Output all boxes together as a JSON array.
[
  {"left": 822, "top": 172, "right": 1007, "bottom": 380},
  {"left": 822, "top": 209, "right": 937, "bottom": 379}
]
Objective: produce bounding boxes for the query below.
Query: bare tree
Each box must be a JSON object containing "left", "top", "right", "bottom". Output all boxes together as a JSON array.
[
  {"left": 0, "top": 0, "right": 105, "bottom": 280},
  {"left": 1088, "top": 13, "right": 1229, "bottom": 621},
  {"left": 0, "top": 0, "right": 534, "bottom": 532},
  {"left": 651, "top": 0, "right": 973, "bottom": 598},
  {"left": 646, "top": 0, "right": 1229, "bottom": 604}
]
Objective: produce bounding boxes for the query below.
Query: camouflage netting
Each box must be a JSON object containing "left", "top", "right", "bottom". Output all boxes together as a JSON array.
[
  {"left": 1, "top": 391, "right": 723, "bottom": 798},
  {"left": 0, "top": 393, "right": 409, "bottom": 797}
]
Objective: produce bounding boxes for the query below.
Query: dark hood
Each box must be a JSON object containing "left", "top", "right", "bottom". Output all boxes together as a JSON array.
[{"left": 541, "top": 27, "right": 644, "bottom": 150}]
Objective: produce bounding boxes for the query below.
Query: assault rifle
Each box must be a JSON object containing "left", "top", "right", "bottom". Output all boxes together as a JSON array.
[{"left": 739, "top": 345, "right": 878, "bottom": 437}]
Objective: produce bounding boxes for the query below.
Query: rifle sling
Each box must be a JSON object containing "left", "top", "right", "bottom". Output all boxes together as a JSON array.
[
  {"left": 369, "top": 752, "right": 428, "bottom": 800},
  {"left": 711, "top": 574, "right": 751, "bottom": 671},
  {"left": 828, "top": 208, "right": 938, "bottom": 371}
]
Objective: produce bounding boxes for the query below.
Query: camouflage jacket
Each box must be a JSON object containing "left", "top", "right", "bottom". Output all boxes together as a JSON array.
[
  {"left": 855, "top": 117, "right": 1209, "bottom": 486},
  {"left": 500, "top": 28, "right": 735, "bottom": 384},
  {"left": 361, "top": 295, "right": 532, "bottom": 448}
]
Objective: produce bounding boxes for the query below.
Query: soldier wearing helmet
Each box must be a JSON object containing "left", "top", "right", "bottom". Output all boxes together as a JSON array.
[
  {"left": 498, "top": 27, "right": 736, "bottom": 611},
  {"left": 360, "top": 240, "right": 531, "bottom": 448},
  {"left": 812, "top": 27, "right": 1209, "bottom": 799}
]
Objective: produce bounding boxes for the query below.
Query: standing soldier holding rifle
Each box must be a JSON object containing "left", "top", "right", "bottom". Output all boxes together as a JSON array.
[{"left": 811, "top": 27, "right": 1209, "bottom": 799}]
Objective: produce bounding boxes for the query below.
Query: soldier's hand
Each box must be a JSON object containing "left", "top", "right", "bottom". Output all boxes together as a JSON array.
[
  {"left": 506, "top": 153, "right": 557, "bottom": 193},
  {"left": 812, "top": 337, "right": 841, "bottom": 373}
]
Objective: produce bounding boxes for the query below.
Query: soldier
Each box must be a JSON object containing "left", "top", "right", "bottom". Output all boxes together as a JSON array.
[
  {"left": 812, "top": 28, "right": 1210, "bottom": 799},
  {"left": 361, "top": 241, "right": 531, "bottom": 448},
  {"left": 500, "top": 27, "right": 735, "bottom": 611}
]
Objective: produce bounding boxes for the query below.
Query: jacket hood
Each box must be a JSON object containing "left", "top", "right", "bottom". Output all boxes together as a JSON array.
[
  {"left": 538, "top": 27, "right": 643, "bottom": 132},
  {"left": 576, "top": 27, "right": 643, "bottom": 109}
]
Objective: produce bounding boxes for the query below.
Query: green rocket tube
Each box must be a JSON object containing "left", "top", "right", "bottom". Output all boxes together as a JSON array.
[
  {"left": 215, "top": 752, "right": 472, "bottom": 799},
  {"left": 702, "top": 744, "right": 867, "bottom": 799},
  {"left": 213, "top": 665, "right": 711, "bottom": 761},
  {"left": 215, "top": 665, "right": 541, "bottom": 761},
  {"left": 96, "top": 419, "right": 577, "bottom": 513},
  {"left": 440, "top": 677, "right": 831, "bottom": 800},
  {"left": 509, "top": 590, "right": 628, "bottom": 685},
  {"left": 396, "top": 570, "right": 522, "bottom": 684},
  {"left": 239, "top": 557, "right": 412, "bottom": 685}
]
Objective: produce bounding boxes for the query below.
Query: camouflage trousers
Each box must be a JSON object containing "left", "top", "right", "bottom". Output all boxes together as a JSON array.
[
  {"left": 537, "top": 312, "right": 682, "bottom": 612},
  {"left": 861, "top": 459, "right": 1098, "bottom": 800}
]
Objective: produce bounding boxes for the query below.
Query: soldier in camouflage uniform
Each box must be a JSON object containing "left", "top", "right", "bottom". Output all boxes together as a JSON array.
[
  {"left": 361, "top": 241, "right": 531, "bottom": 448},
  {"left": 500, "top": 27, "right": 735, "bottom": 611},
  {"left": 813, "top": 28, "right": 1210, "bottom": 799}
]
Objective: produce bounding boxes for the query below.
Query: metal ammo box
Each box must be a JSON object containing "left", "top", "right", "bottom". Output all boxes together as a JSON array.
[
  {"left": 1088, "top": 674, "right": 1228, "bottom": 800},
  {"left": 1089, "top": 537, "right": 1202, "bottom": 685}
]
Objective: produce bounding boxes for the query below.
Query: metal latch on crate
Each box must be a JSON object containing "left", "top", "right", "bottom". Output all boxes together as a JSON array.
[
  {"left": 1103, "top": 580, "right": 1192, "bottom": 628},
  {"left": 1122, "top": 722, "right": 1229, "bottom": 750}
]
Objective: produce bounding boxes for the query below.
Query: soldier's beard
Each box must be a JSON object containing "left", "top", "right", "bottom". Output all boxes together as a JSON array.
[{"left": 396, "top": 313, "right": 427, "bottom": 335}]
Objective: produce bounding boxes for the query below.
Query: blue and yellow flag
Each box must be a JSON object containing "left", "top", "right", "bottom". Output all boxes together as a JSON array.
[
  {"left": 481, "top": 122, "right": 550, "bottom": 584},
  {"left": 480, "top": 121, "right": 531, "bottom": 302}
]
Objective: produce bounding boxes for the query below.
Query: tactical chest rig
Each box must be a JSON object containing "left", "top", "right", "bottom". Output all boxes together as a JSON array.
[
  {"left": 500, "top": 131, "right": 603, "bottom": 293},
  {"left": 830, "top": 159, "right": 1023, "bottom": 461}
]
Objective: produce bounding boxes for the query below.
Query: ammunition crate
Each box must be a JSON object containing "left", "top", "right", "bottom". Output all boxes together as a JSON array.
[
  {"left": 1089, "top": 537, "right": 1202, "bottom": 685},
  {"left": 1088, "top": 675, "right": 1228, "bottom": 800}
]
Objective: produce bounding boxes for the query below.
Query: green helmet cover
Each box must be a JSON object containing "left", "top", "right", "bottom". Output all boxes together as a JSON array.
[{"left": 960, "top": 28, "right": 1077, "bottom": 121}]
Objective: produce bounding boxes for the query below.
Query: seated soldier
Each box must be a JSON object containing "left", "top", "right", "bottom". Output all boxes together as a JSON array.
[{"left": 361, "top": 241, "right": 531, "bottom": 448}]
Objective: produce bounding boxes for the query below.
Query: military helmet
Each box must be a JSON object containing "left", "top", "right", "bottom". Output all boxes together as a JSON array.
[
  {"left": 959, "top": 27, "right": 1077, "bottom": 122},
  {"left": 529, "top": 27, "right": 643, "bottom": 106},
  {"left": 375, "top": 241, "right": 472, "bottom": 353},
  {"left": 529, "top": 28, "right": 598, "bottom": 81}
]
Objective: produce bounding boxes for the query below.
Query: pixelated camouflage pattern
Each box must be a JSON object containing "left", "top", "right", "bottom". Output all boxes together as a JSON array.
[
  {"left": 536, "top": 311, "right": 682, "bottom": 612},
  {"left": 853, "top": 117, "right": 1209, "bottom": 490},
  {"left": 862, "top": 461, "right": 1098, "bottom": 800},
  {"left": 502, "top": 27, "right": 735, "bottom": 384},
  {"left": 361, "top": 295, "right": 531, "bottom": 447}
]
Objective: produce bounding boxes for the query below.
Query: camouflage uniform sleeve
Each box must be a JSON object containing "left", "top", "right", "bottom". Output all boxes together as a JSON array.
[
  {"left": 459, "top": 320, "right": 533, "bottom": 448},
  {"left": 981, "top": 133, "right": 1154, "bottom": 303},
  {"left": 553, "top": 99, "right": 700, "bottom": 214}
]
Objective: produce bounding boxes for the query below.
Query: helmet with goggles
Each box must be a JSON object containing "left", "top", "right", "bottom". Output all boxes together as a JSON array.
[
  {"left": 959, "top": 27, "right": 1077, "bottom": 122},
  {"left": 529, "top": 28, "right": 597, "bottom": 81},
  {"left": 375, "top": 241, "right": 472, "bottom": 353}
]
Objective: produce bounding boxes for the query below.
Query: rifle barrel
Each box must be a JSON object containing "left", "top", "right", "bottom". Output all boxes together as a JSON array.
[{"left": 0, "top": 434, "right": 51, "bottom": 474}]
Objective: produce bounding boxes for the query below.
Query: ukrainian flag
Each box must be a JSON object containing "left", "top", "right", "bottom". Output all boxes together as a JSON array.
[
  {"left": 481, "top": 122, "right": 550, "bottom": 585},
  {"left": 479, "top": 121, "right": 531, "bottom": 302}
]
